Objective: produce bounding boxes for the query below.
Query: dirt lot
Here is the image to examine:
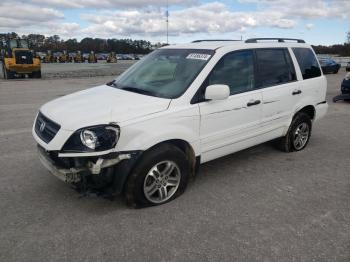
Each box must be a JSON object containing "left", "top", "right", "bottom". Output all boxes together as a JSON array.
[{"left": 0, "top": 64, "right": 349, "bottom": 262}]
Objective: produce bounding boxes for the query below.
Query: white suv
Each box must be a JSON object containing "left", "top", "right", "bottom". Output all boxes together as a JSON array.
[{"left": 33, "top": 38, "right": 328, "bottom": 207}]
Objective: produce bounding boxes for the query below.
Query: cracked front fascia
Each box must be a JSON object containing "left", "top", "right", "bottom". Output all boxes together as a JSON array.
[{"left": 38, "top": 146, "right": 131, "bottom": 181}]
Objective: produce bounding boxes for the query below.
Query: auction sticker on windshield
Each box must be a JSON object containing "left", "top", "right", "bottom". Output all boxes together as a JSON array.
[{"left": 186, "top": 53, "right": 211, "bottom": 60}]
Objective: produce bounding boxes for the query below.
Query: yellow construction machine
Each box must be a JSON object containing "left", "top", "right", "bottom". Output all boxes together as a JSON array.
[
  {"left": 44, "top": 50, "right": 56, "bottom": 63},
  {"left": 88, "top": 51, "right": 97, "bottom": 63},
  {"left": 1, "top": 39, "right": 41, "bottom": 79},
  {"left": 107, "top": 52, "right": 117, "bottom": 63},
  {"left": 74, "top": 51, "right": 84, "bottom": 63},
  {"left": 59, "top": 50, "right": 69, "bottom": 63}
]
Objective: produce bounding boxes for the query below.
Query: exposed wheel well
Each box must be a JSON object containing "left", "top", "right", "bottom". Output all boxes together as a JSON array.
[
  {"left": 297, "top": 105, "right": 315, "bottom": 120},
  {"left": 146, "top": 139, "right": 199, "bottom": 176}
]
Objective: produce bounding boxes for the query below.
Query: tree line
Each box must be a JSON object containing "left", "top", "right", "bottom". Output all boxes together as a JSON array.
[
  {"left": 312, "top": 44, "right": 350, "bottom": 57},
  {"left": 312, "top": 31, "right": 350, "bottom": 56},
  {"left": 1, "top": 31, "right": 350, "bottom": 55},
  {"left": 0, "top": 32, "right": 154, "bottom": 54}
]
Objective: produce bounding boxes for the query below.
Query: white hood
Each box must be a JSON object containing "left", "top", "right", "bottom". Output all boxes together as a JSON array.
[{"left": 40, "top": 85, "right": 171, "bottom": 131}]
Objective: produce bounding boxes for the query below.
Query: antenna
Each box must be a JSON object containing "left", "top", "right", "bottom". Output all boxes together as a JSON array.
[{"left": 166, "top": 0, "right": 169, "bottom": 44}]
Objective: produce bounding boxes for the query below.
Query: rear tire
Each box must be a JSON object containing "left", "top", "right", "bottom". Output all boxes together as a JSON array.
[
  {"left": 34, "top": 70, "right": 42, "bottom": 78},
  {"left": 277, "top": 112, "right": 312, "bottom": 152},
  {"left": 3, "top": 67, "right": 14, "bottom": 79},
  {"left": 125, "top": 144, "right": 190, "bottom": 208}
]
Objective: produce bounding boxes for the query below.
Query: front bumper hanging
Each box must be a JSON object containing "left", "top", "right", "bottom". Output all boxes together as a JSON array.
[{"left": 37, "top": 146, "right": 131, "bottom": 183}]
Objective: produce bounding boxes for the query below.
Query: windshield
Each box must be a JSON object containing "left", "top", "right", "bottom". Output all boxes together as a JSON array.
[{"left": 111, "top": 48, "right": 214, "bottom": 99}]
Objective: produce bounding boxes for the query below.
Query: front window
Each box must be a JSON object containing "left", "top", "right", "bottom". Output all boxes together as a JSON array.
[
  {"left": 208, "top": 50, "right": 255, "bottom": 95},
  {"left": 110, "top": 49, "right": 214, "bottom": 99}
]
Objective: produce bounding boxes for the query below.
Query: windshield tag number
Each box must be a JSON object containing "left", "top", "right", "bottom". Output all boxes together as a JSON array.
[{"left": 186, "top": 53, "right": 211, "bottom": 61}]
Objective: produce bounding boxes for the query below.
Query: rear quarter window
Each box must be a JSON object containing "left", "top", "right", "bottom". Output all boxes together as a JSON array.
[{"left": 292, "top": 48, "right": 321, "bottom": 80}]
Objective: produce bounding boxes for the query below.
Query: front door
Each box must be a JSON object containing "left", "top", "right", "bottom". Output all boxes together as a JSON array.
[{"left": 198, "top": 50, "right": 263, "bottom": 162}]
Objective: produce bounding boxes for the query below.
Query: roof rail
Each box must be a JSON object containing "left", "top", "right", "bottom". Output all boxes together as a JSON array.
[
  {"left": 245, "top": 38, "right": 305, "bottom": 43},
  {"left": 192, "top": 39, "right": 241, "bottom": 43}
]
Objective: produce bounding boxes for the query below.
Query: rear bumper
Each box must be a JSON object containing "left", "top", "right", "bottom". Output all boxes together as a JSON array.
[{"left": 315, "top": 102, "right": 328, "bottom": 121}]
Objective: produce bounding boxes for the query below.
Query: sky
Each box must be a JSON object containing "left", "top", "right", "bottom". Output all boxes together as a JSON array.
[{"left": 0, "top": 0, "right": 349, "bottom": 45}]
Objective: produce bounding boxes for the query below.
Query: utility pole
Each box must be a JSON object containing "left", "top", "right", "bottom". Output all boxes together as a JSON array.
[{"left": 166, "top": 0, "right": 169, "bottom": 44}]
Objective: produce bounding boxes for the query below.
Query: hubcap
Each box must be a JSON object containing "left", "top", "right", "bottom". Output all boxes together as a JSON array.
[
  {"left": 293, "top": 122, "right": 310, "bottom": 150},
  {"left": 143, "top": 160, "right": 181, "bottom": 204}
]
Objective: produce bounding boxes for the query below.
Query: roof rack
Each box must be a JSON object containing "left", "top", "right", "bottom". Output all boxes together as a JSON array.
[
  {"left": 245, "top": 38, "right": 305, "bottom": 43},
  {"left": 192, "top": 39, "right": 241, "bottom": 43}
]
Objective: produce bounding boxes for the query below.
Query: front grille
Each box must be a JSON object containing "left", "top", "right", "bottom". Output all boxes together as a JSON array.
[
  {"left": 35, "top": 112, "right": 61, "bottom": 143},
  {"left": 15, "top": 51, "right": 33, "bottom": 64}
]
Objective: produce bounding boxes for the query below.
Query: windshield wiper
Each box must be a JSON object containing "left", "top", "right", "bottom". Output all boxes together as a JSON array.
[{"left": 119, "top": 86, "right": 155, "bottom": 96}]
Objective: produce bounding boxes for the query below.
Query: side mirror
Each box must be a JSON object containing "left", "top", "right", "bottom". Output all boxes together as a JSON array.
[{"left": 205, "top": 84, "right": 230, "bottom": 101}]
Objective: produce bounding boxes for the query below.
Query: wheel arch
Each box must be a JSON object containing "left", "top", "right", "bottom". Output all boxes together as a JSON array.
[
  {"left": 283, "top": 104, "right": 316, "bottom": 136},
  {"left": 143, "top": 139, "right": 199, "bottom": 177},
  {"left": 296, "top": 105, "right": 315, "bottom": 120},
  {"left": 117, "top": 138, "right": 199, "bottom": 197}
]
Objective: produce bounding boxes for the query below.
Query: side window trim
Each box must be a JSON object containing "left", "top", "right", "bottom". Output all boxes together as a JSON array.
[
  {"left": 254, "top": 48, "right": 298, "bottom": 90},
  {"left": 190, "top": 49, "right": 258, "bottom": 104}
]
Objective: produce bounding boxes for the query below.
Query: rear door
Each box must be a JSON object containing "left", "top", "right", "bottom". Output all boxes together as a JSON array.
[{"left": 256, "top": 48, "right": 299, "bottom": 135}]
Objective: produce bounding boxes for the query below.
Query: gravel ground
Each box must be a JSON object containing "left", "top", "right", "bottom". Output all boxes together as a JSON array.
[{"left": 0, "top": 65, "right": 349, "bottom": 262}]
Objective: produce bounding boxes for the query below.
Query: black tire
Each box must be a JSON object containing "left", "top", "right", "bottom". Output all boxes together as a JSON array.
[
  {"left": 34, "top": 70, "right": 42, "bottom": 78},
  {"left": 125, "top": 144, "right": 190, "bottom": 208},
  {"left": 3, "top": 67, "right": 14, "bottom": 79},
  {"left": 2, "top": 63, "right": 5, "bottom": 79},
  {"left": 277, "top": 112, "right": 312, "bottom": 152}
]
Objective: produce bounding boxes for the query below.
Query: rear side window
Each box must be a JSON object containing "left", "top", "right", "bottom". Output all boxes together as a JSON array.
[
  {"left": 292, "top": 48, "right": 321, "bottom": 79},
  {"left": 208, "top": 50, "right": 255, "bottom": 95},
  {"left": 255, "top": 48, "right": 296, "bottom": 88}
]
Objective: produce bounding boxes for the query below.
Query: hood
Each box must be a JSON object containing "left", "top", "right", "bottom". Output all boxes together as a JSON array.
[{"left": 40, "top": 85, "right": 171, "bottom": 131}]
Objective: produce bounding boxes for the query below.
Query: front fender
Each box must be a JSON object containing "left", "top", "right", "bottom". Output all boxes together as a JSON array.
[{"left": 116, "top": 108, "right": 201, "bottom": 155}]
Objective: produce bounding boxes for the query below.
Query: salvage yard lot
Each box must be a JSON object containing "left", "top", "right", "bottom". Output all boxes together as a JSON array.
[{"left": 0, "top": 64, "right": 349, "bottom": 261}]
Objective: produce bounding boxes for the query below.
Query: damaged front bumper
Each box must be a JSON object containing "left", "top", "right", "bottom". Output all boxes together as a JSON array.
[{"left": 37, "top": 145, "right": 141, "bottom": 194}]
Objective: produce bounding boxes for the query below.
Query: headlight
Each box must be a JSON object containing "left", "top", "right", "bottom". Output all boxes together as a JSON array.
[
  {"left": 345, "top": 73, "right": 350, "bottom": 81},
  {"left": 62, "top": 125, "right": 120, "bottom": 152},
  {"left": 80, "top": 130, "right": 98, "bottom": 149}
]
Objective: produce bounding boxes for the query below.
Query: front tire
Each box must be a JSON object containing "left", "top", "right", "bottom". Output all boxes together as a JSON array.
[
  {"left": 278, "top": 112, "right": 312, "bottom": 152},
  {"left": 125, "top": 144, "right": 190, "bottom": 208},
  {"left": 3, "top": 64, "right": 13, "bottom": 79},
  {"left": 33, "top": 70, "right": 42, "bottom": 78}
]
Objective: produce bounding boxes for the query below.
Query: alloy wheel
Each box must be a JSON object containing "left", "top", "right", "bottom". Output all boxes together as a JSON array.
[
  {"left": 143, "top": 160, "right": 181, "bottom": 204},
  {"left": 293, "top": 122, "right": 310, "bottom": 150}
]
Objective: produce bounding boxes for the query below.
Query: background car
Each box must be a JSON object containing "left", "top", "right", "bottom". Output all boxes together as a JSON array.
[
  {"left": 341, "top": 73, "right": 350, "bottom": 96},
  {"left": 333, "top": 73, "right": 350, "bottom": 102},
  {"left": 346, "top": 62, "right": 350, "bottom": 72},
  {"left": 319, "top": 58, "right": 341, "bottom": 74}
]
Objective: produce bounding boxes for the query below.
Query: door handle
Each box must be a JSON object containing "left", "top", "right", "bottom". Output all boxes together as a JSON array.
[
  {"left": 247, "top": 100, "right": 261, "bottom": 107},
  {"left": 292, "top": 90, "right": 302, "bottom": 95}
]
